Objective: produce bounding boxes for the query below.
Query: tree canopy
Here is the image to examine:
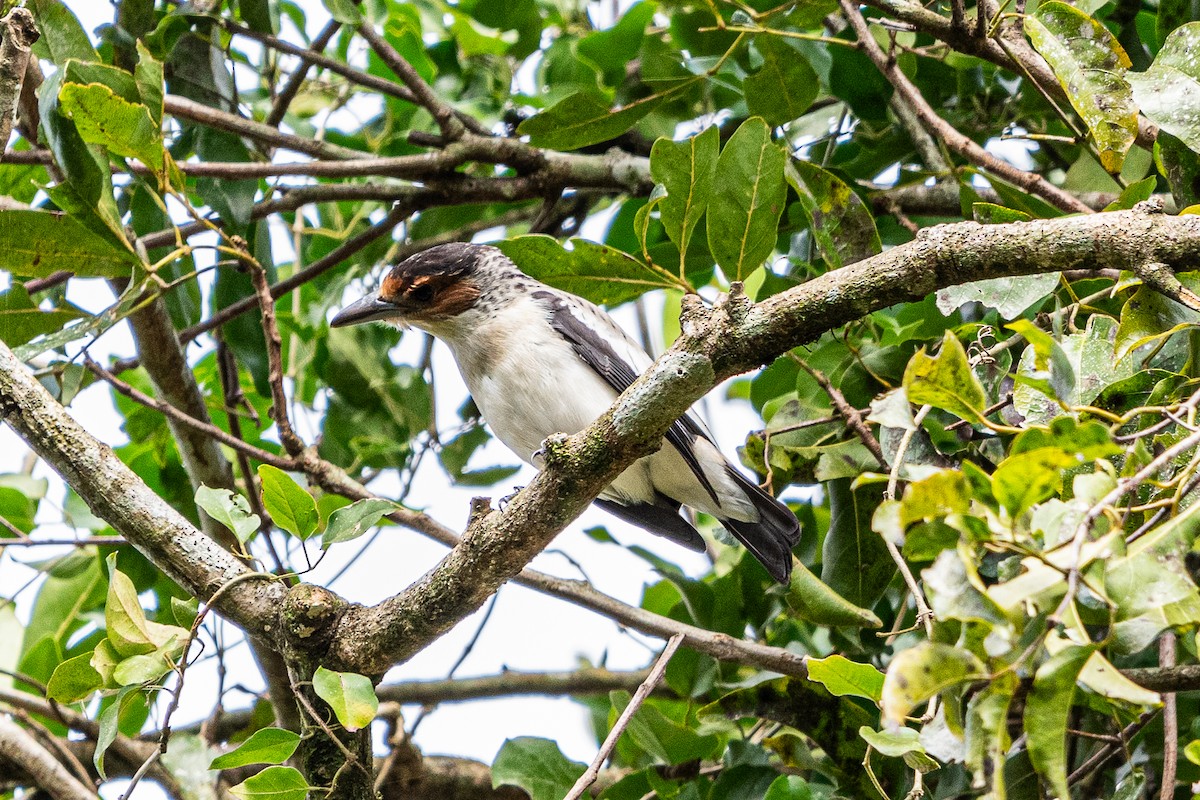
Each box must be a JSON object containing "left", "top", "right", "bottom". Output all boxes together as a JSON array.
[{"left": 2, "top": 0, "right": 1200, "bottom": 798}]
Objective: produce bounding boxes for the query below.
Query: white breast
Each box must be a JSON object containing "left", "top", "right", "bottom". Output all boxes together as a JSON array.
[{"left": 443, "top": 297, "right": 621, "bottom": 462}]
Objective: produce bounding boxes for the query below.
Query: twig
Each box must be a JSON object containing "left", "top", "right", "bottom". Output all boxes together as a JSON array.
[
  {"left": 1160, "top": 632, "right": 1178, "bottom": 800},
  {"left": 264, "top": 19, "right": 341, "bottom": 128},
  {"left": 83, "top": 356, "right": 295, "bottom": 470},
  {"left": 839, "top": 0, "right": 1092, "bottom": 215},
  {"left": 163, "top": 94, "right": 364, "bottom": 160},
  {"left": 293, "top": 688, "right": 372, "bottom": 778},
  {"left": 885, "top": 404, "right": 935, "bottom": 637},
  {"left": 1066, "top": 711, "right": 1156, "bottom": 786},
  {"left": 562, "top": 634, "right": 685, "bottom": 800},
  {"left": 794, "top": 357, "right": 889, "bottom": 470},
  {"left": 356, "top": 22, "right": 467, "bottom": 139},
  {"left": 0, "top": 537, "right": 126, "bottom": 547},
  {"left": 249, "top": 261, "right": 305, "bottom": 456}
]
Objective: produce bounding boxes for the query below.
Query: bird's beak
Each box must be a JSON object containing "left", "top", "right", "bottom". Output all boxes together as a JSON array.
[{"left": 330, "top": 295, "right": 400, "bottom": 328}]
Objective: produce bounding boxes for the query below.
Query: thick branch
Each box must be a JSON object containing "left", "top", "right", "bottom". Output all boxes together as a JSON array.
[
  {"left": 312, "top": 209, "right": 1200, "bottom": 675},
  {"left": 0, "top": 8, "right": 37, "bottom": 157},
  {"left": 0, "top": 717, "right": 97, "bottom": 800},
  {"left": 0, "top": 345, "right": 285, "bottom": 635}
]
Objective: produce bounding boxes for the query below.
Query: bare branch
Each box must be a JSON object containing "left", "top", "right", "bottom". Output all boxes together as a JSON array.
[
  {"left": 0, "top": 8, "right": 38, "bottom": 158},
  {"left": 0, "top": 716, "right": 97, "bottom": 800}
]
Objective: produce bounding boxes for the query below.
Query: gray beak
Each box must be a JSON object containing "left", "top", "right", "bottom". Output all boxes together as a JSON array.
[{"left": 330, "top": 295, "right": 400, "bottom": 328}]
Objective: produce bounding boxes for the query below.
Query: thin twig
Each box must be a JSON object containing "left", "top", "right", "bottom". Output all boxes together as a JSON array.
[
  {"left": 563, "top": 634, "right": 685, "bottom": 800},
  {"left": 356, "top": 22, "right": 468, "bottom": 139},
  {"left": 264, "top": 19, "right": 341, "bottom": 128},
  {"left": 83, "top": 357, "right": 295, "bottom": 470},
  {"left": 794, "top": 357, "right": 889, "bottom": 470},
  {"left": 1160, "top": 632, "right": 1178, "bottom": 800},
  {"left": 249, "top": 261, "right": 305, "bottom": 456},
  {"left": 885, "top": 404, "right": 935, "bottom": 637}
]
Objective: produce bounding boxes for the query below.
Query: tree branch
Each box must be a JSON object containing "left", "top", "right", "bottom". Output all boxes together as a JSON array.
[
  {"left": 0, "top": 345, "right": 285, "bottom": 635},
  {"left": 308, "top": 209, "right": 1200, "bottom": 675},
  {"left": 0, "top": 716, "right": 97, "bottom": 800},
  {"left": 0, "top": 8, "right": 38, "bottom": 159}
]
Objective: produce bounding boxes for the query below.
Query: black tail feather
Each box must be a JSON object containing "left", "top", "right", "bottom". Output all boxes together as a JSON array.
[
  {"left": 719, "top": 467, "right": 800, "bottom": 583},
  {"left": 593, "top": 498, "right": 707, "bottom": 552}
]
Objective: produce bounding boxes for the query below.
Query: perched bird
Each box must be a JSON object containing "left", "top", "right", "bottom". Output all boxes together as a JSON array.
[{"left": 330, "top": 242, "right": 800, "bottom": 582}]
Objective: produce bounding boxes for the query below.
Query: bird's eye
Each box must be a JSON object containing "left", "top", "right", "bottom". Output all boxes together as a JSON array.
[{"left": 409, "top": 284, "right": 435, "bottom": 303}]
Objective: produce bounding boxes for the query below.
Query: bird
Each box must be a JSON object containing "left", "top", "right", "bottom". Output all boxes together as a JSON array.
[{"left": 330, "top": 242, "right": 800, "bottom": 582}]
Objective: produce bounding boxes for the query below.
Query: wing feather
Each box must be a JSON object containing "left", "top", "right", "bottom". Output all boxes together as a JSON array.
[{"left": 532, "top": 290, "right": 721, "bottom": 504}]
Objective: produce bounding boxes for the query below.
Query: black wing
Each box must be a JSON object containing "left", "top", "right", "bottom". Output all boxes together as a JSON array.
[{"left": 533, "top": 290, "right": 720, "bottom": 504}]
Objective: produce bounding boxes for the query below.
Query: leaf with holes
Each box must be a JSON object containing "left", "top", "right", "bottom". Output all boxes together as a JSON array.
[
  {"left": 1129, "top": 24, "right": 1200, "bottom": 154},
  {"left": 1026, "top": 2, "right": 1137, "bottom": 173}
]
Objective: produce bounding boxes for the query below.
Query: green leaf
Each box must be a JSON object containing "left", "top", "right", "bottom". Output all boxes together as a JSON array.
[
  {"left": 194, "top": 485, "right": 261, "bottom": 544},
  {"left": 0, "top": 210, "right": 140, "bottom": 278},
  {"left": 1026, "top": 2, "right": 1137, "bottom": 173},
  {"left": 1104, "top": 174, "right": 1159, "bottom": 210},
  {"left": 1014, "top": 316, "right": 1133, "bottom": 424},
  {"left": 785, "top": 159, "right": 881, "bottom": 269},
  {"left": 104, "top": 553, "right": 189, "bottom": 658},
  {"left": 971, "top": 202, "right": 1034, "bottom": 224},
  {"left": 763, "top": 775, "right": 813, "bottom": 800},
  {"left": 745, "top": 36, "right": 819, "bottom": 127},
  {"left": 518, "top": 90, "right": 664, "bottom": 150},
  {"left": 94, "top": 686, "right": 136, "bottom": 779},
  {"left": 229, "top": 766, "right": 311, "bottom": 800},
  {"left": 1116, "top": 281, "right": 1200, "bottom": 359},
  {"left": 321, "top": 498, "right": 397, "bottom": 548},
  {"left": 859, "top": 725, "right": 926, "bottom": 758},
  {"left": 1024, "top": 644, "right": 1094, "bottom": 800},
  {"left": 492, "top": 737, "right": 586, "bottom": 800},
  {"left": 497, "top": 235, "right": 679, "bottom": 305},
  {"left": 59, "top": 82, "right": 163, "bottom": 172},
  {"left": 880, "top": 642, "right": 986, "bottom": 725},
  {"left": 112, "top": 646, "right": 176, "bottom": 686},
  {"left": 806, "top": 654, "right": 884, "bottom": 702},
  {"left": 134, "top": 42, "right": 165, "bottom": 126},
  {"left": 0, "top": 286, "right": 85, "bottom": 347},
  {"left": 936, "top": 272, "right": 1058, "bottom": 317},
  {"left": 992, "top": 448, "right": 1078, "bottom": 518},
  {"left": 902, "top": 331, "right": 988, "bottom": 421},
  {"left": 257, "top": 465, "right": 319, "bottom": 539},
  {"left": 46, "top": 651, "right": 103, "bottom": 703},
  {"left": 650, "top": 126, "right": 718, "bottom": 261},
  {"left": 321, "top": 0, "right": 362, "bottom": 25},
  {"left": 38, "top": 71, "right": 131, "bottom": 253},
  {"left": 1129, "top": 23, "right": 1200, "bottom": 154},
  {"left": 965, "top": 675, "right": 1016, "bottom": 798},
  {"left": 610, "top": 690, "right": 722, "bottom": 764},
  {"left": 210, "top": 728, "right": 301, "bottom": 770},
  {"left": 311, "top": 666, "right": 378, "bottom": 732},
  {"left": 785, "top": 562, "right": 883, "bottom": 628},
  {"left": 29, "top": 0, "right": 101, "bottom": 63},
  {"left": 708, "top": 117, "right": 788, "bottom": 280},
  {"left": 821, "top": 478, "right": 895, "bottom": 610},
  {"left": 1106, "top": 500, "right": 1200, "bottom": 653}
]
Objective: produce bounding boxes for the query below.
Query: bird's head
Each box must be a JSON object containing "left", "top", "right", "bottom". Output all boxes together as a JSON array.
[{"left": 330, "top": 242, "right": 509, "bottom": 330}]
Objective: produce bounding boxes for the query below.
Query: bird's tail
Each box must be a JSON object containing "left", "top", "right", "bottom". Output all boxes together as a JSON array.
[{"left": 719, "top": 466, "right": 800, "bottom": 584}]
